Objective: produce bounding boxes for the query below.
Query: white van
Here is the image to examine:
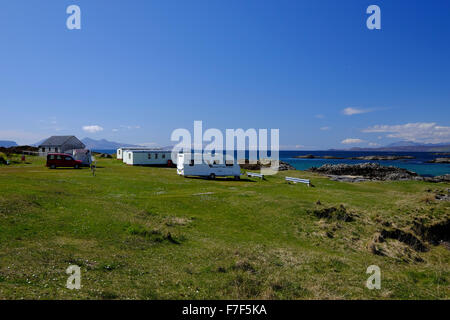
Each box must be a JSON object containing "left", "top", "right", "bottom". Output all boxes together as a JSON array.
[{"left": 177, "top": 153, "right": 241, "bottom": 180}]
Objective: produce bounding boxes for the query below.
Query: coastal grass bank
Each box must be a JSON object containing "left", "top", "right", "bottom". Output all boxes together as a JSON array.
[{"left": 0, "top": 155, "right": 448, "bottom": 299}]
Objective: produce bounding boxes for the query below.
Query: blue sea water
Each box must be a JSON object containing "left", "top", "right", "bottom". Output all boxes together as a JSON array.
[
  {"left": 93, "top": 149, "right": 450, "bottom": 177},
  {"left": 279, "top": 151, "right": 449, "bottom": 177}
]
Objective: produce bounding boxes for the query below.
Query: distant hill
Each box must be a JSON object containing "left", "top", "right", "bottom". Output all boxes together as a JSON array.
[
  {"left": 0, "top": 141, "right": 18, "bottom": 148},
  {"left": 348, "top": 142, "right": 450, "bottom": 152},
  {"left": 81, "top": 138, "right": 142, "bottom": 150}
]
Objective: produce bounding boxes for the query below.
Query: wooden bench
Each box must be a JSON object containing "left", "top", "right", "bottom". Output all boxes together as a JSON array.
[
  {"left": 286, "top": 176, "right": 310, "bottom": 186},
  {"left": 247, "top": 172, "right": 265, "bottom": 179}
]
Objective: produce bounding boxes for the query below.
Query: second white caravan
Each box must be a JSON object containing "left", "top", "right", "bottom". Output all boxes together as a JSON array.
[{"left": 177, "top": 153, "right": 241, "bottom": 179}]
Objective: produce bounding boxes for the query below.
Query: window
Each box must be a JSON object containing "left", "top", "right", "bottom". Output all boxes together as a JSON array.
[
  {"left": 118, "top": 150, "right": 121, "bottom": 155},
  {"left": 49, "top": 155, "right": 55, "bottom": 160},
  {"left": 162, "top": 154, "right": 166, "bottom": 159},
  {"left": 155, "top": 153, "right": 158, "bottom": 159},
  {"left": 129, "top": 153, "right": 131, "bottom": 159},
  {"left": 189, "top": 160, "right": 194, "bottom": 166},
  {"left": 41, "top": 148, "right": 45, "bottom": 152},
  {"left": 148, "top": 153, "right": 152, "bottom": 159},
  {"left": 226, "top": 160, "right": 234, "bottom": 167},
  {"left": 56, "top": 155, "right": 62, "bottom": 160},
  {"left": 65, "top": 157, "right": 72, "bottom": 161}
]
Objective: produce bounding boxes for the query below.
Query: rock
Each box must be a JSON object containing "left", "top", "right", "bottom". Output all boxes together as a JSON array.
[
  {"left": 426, "top": 158, "right": 450, "bottom": 164},
  {"left": 293, "top": 154, "right": 344, "bottom": 159},
  {"left": 422, "top": 174, "right": 450, "bottom": 183},
  {"left": 239, "top": 159, "right": 296, "bottom": 171},
  {"left": 278, "top": 161, "right": 296, "bottom": 171},
  {"left": 327, "top": 175, "right": 370, "bottom": 183},
  {"left": 294, "top": 154, "right": 315, "bottom": 159},
  {"left": 308, "top": 163, "right": 418, "bottom": 181}
]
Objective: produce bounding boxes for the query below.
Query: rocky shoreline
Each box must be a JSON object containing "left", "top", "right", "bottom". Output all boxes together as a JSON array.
[
  {"left": 307, "top": 163, "right": 450, "bottom": 183},
  {"left": 239, "top": 159, "right": 296, "bottom": 171},
  {"left": 426, "top": 158, "right": 450, "bottom": 164}
]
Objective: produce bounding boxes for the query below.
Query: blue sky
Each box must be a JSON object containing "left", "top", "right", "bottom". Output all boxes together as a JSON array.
[{"left": 1, "top": 0, "right": 449, "bottom": 149}]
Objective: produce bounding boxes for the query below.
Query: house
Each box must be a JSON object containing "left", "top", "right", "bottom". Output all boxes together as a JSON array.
[
  {"left": 39, "top": 136, "right": 85, "bottom": 156},
  {"left": 124, "top": 150, "right": 173, "bottom": 166}
]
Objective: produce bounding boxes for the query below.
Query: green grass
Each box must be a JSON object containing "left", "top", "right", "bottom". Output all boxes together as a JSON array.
[{"left": 0, "top": 155, "right": 448, "bottom": 300}]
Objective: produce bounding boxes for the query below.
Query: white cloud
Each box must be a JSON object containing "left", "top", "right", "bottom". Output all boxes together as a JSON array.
[
  {"left": 120, "top": 125, "right": 141, "bottom": 130},
  {"left": 362, "top": 122, "right": 450, "bottom": 144},
  {"left": 112, "top": 129, "right": 119, "bottom": 132},
  {"left": 82, "top": 125, "right": 104, "bottom": 133},
  {"left": 320, "top": 126, "right": 331, "bottom": 131},
  {"left": 341, "top": 138, "right": 365, "bottom": 144},
  {"left": 368, "top": 142, "right": 380, "bottom": 147},
  {"left": 342, "top": 107, "right": 373, "bottom": 116},
  {"left": 315, "top": 114, "right": 325, "bottom": 119}
]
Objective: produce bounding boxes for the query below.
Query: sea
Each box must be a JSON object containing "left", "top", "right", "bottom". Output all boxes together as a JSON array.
[{"left": 93, "top": 149, "right": 450, "bottom": 177}]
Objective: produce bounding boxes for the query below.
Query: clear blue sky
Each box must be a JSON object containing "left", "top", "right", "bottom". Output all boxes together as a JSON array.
[{"left": 1, "top": 0, "right": 449, "bottom": 149}]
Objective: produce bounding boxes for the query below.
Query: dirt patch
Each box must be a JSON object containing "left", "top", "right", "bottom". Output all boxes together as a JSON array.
[
  {"left": 126, "top": 225, "right": 183, "bottom": 244},
  {"left": 434, "top": 189, "right": 450, "bottom": 202},
  {"left": 309, "top": 205, "right": 356, "bottom": 222},
  {"left": 164, "top": 217, "right": 192, "bottom": 227},
  {"left": 380, "top": 228, "right": 428, "bottom": 252},
  {"left": 412, "top": 218, "right": 450, "bottom": 245},
  {"left": 369, "top": 217, "right": 450, "bottom": 259},
  {"left": 232, "top": 259, "right": 256, "bottom": 273}
]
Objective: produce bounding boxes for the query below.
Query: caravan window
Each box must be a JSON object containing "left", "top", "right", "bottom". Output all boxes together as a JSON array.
[
  {"left": 148, "top": 153, "right": 152, "bottom": 159},
  {"left": 162, "top": 154, "right": 166, "bottom": 159},
  {"left": 128, "top": 153, "right": 131, "bottom": 159},
  {"left": 155, "top": 153, "right": 158, "bottom": 159}
]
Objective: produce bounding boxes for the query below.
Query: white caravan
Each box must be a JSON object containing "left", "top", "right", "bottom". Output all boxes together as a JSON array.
[
  {"left": 125, "top": 150, "right": 173, "bottom": 166},
  {"left": 117, "top": 147, "right": 162, "bottom": 160},
  {"left": 177, "top": 153, "right": 241, "bottom": 179}
]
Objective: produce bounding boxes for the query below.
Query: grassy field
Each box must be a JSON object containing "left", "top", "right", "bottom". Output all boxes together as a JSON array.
[{"left": 0, "top": 155, "right": 448, "bottom": 300}]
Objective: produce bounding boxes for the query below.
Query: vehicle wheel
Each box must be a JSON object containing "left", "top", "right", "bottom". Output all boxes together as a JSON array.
[
  {"left": 209, "top": 173, "right": 216, "bottom": 180},
  {"left": 74, "top": 164, "right": 79, "bottom": 169},
  {"left": 50, "top": 165, "right": 56, "bottom": 169}
]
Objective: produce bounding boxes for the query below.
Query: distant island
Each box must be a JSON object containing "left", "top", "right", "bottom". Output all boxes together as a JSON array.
[
  {"left": 0, "top": 141, "right": 18, "bottom": 148},
  {"left": 294, "top": 154, "right": 415, "bottom": 160},
  {"left": 342, "top": 141, "right": 450, "bottom": 152}
]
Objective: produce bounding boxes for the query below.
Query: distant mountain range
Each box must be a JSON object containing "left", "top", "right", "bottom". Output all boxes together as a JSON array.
[
  {"left": 80, "top": 138, "right": 142, "bottom": 149},
  {"left": 345, "top": 141, "right": 450, "bottom": 152},
  {"left": 0, "top": 140, "right": 18, "bottom": 148},
  {"left": 31, "top": 137, "right": 142, "bottom": 149}
]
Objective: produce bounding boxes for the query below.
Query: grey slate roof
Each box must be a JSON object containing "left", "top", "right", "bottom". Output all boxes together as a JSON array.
[{"left": 39, "top": 136, "right": 83, "bottom": 147}]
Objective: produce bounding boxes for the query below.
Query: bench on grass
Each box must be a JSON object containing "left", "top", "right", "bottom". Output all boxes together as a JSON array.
[
  {"left": 285, "top": 176, "right": 310, "bottom": 186},
  {"left": 247, "top": 172, "right": 264, "bottom": 179}
]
